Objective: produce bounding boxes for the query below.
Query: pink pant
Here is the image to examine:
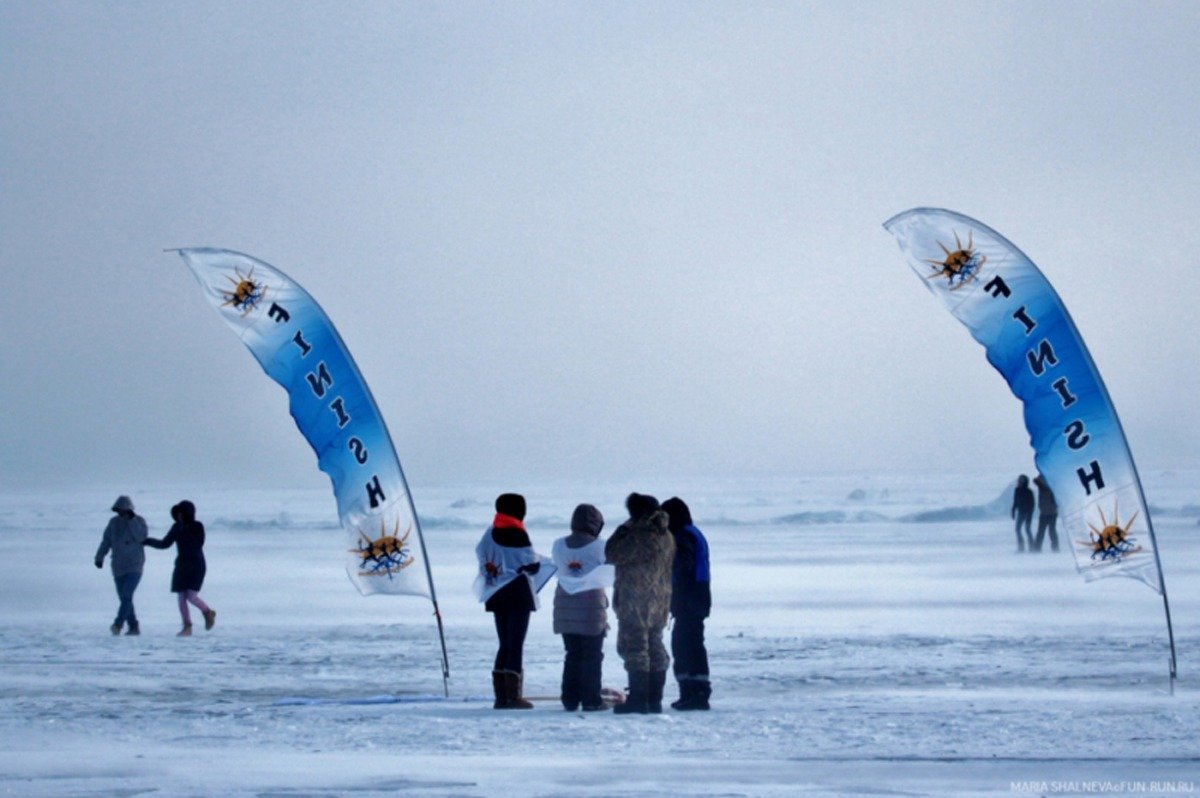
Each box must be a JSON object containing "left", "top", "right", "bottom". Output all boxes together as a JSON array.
[{"left": 177, "top": 590, "right": 211, "bottom": 625}]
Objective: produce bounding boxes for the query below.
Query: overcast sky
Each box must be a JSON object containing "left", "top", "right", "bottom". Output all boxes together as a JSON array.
[{"left": 3, "top": 1, "right": 1199, "bottom": 494}]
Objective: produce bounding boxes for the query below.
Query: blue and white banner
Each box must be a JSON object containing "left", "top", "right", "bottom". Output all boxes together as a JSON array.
[
  {"left": 884, "top": 209, "right": 1162, "bottom": 592},
  {"left": 175, "top": 248, "right": 432, "bottom": 597}
]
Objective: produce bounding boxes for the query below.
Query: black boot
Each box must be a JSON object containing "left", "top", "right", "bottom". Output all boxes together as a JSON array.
[
  {"left": 647, "top": 670, "right": 666, "bottom": 714},
  {"left": 613, "top": 671, "right": 649, "bottom": 715},
  {"left": 672, "top": 678, "right": 711, "bottom": 711},
  {"left": 670, "top": 679, "right": 693, "bottom": 711}
]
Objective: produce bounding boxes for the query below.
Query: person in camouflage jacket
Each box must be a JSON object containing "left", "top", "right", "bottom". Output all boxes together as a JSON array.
[{"left": 605, "top": 493, "right": 675, "bottom": 714}]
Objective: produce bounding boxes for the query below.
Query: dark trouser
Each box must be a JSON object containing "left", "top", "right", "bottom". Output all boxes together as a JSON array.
[
  {"left": 113, "top": 572, "right": 142, "bottom": 627},
  {"left": 561, "top": 633, "right": 605, "bottom": 709},
  {"left": 1014, "top": 511, "right": 1033, "bottom": 550},
  {"left": 671, "top": 615, "right": 710, "bottom": 692},
  {"left": 492, "top": 610, "right": 531, "bottom": 673},
  {"left": 1034, "top": 514, "right": 1059, "bottom": 552}
]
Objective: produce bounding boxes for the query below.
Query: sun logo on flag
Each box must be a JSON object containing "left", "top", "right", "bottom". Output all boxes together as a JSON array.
[
  {"left": 1083, "top": 502, "right": 1143, "bottom": 563},
  {"left": 567, "top": 559, "right": 584, "bottom": 575},
  {"left": 221, "top": 266, "right": 267, "bottom": 317},
  {"left": 352, "top": 517, "right": 415, "bottom": 577},
  {"left": 926, "top": 230, "right": 986, "bottom": 290}
]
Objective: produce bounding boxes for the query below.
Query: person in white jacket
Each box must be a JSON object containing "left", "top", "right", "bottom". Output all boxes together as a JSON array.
[{"left": 551, "top": 504, "right": 613, "bottom": 711}]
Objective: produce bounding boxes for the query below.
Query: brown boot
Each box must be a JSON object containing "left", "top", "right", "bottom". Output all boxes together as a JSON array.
[
  {"left": 492, "top": 670, "right": 507, "bottom": 709},
  {"left": 202, "top": 609, "right": 216, "bottom": 631},
  {"left": 177, "top": 623, "right": 193, "bottom": 637},
  {"left": 502, "top": 670, "right": 533, "bottom": 710}
]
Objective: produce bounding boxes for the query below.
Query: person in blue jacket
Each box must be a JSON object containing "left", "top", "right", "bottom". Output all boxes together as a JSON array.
[{"left": 662, "top": 497, "right": 712, "bottom": 711}]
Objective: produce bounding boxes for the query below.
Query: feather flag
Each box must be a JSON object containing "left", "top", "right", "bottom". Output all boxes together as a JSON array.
[
  {"left": 883, "top": 210, "right": 1167, "bottom": 592},
  {"left": 174, "top": 248, "right": 451, "bottom": 690},
  {"left": 172, "top": 248, "right": 439, "bottom": 598}
]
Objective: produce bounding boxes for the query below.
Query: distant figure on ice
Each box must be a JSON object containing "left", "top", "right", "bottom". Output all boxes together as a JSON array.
[
  {"left": 1010, "top": 475, "right": 1035, "bottom": 552},
  {"left": 663, "top": 497, "right": 712, "bottom": 711},
  {"left": 606, "top": 493, "right": 675, "bottom": 715},
  {"left": 551, "top": 503, "right": 613, "bottom": 712},
  {"left": 475, "top": 493, "right": 545, "bottom": 710},
  {"left": 94, "top": 495, "right": 148, "bottom": 636},
  {"left": 1032, "top": 475, "right": 1059, "bottom": 552},
  {"left": 144, "top": 501, "right": 215, "bottom": 637}
]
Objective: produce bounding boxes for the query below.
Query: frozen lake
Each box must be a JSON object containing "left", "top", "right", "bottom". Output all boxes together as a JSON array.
[{"left": 1, "top": 471, "right": 1196, "bottom": 796}]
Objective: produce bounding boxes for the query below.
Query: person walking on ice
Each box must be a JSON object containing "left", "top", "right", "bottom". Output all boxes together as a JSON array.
[
  {"left": 1011, "top": 475, "right": 1035, "bottom": 553},
  {"left": 1032, "top": 475, "right": 1059, "bottom": 553},
  {"left": 144, "top": 500, "right": 215, "bottom": 636},
  {"left": 94, "top": 495, "right": 148, "bottom": 636}
]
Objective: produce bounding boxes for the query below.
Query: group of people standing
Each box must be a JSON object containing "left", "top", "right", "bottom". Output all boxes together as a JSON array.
[
  {"left": 475, "top": 492, "right": 712, "bottom": 714},
  {"left": 1010, "top": 474, "right": 1059, "bottom": 552},
  {"left": 94, "top": 496, "right": 216, "bottom": 636}
]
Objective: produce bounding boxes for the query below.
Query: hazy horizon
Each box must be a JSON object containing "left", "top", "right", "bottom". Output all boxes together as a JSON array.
[{"left": 4, "top": 2, "right": 1199, "bottom": 492}]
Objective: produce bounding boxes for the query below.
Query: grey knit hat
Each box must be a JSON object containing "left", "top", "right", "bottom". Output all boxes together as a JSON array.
[
  {"left": 570, "top": 503, "right": 604, "bottom": 537},
  {"left": 111, "top": 495, "right": 134, "bottom": 512}
]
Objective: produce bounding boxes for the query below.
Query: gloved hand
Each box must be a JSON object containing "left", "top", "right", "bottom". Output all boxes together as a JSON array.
[
  {"left": 94, "top": 559, "right": 103, "bottom": 569},
  {"left": 518, "top": 562, "right": 540, "bottom": 575}
]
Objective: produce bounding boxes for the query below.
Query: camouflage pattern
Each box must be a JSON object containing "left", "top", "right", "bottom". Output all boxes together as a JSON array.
[{"left": 605, "top": 509, "right": 675, "bottom": 672}]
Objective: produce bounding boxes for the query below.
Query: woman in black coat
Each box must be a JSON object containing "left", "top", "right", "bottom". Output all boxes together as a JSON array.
[
  {"left": 145, "top": 500, "right": 216, "bottom": 636},
  {"left": 475, "top": 493, "right": 541, "bottom": 709}
]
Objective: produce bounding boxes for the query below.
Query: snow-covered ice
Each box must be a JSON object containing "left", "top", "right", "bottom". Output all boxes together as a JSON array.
[{"left": 1, "top": 471, "right": 1196, "bottom": 796}]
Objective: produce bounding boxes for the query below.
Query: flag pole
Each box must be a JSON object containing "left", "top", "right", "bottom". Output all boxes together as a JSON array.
[
  {"left": 1139, "top": 510, "right": 1177, "bottom": 693},
  {"left": 414, "top": 522, "right": 451, "bottom": 697},
  {"left": 388, "top": 453, "right": 451, "bottom": 696},
  {"left": 388, "top": 453, "right": 450, "bottom": 698},
  {"left": 1099, "top": 398, "right": 1177, "bottom": 692},
  {"left": 1048, "top": 263, "right": 1177, "bottom": 694},
  {"left": 1116, "top": 422, "right": 1177, "bottom": 692}
]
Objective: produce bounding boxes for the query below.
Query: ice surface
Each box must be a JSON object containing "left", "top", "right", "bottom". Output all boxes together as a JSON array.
[{"left": 1, "top": 471, "right": 1197, "bottom": 796}]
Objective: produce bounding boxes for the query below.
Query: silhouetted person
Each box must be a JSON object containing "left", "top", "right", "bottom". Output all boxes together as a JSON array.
[
  {"left": 144, "top": 500, "right": 215, "bottom": 636},
  {"left": 1033, "top": 475, "right": 1059, "bottom": 552},
  {"left": 1010, "top": 475, "right": 1035, "bottom": 552}
]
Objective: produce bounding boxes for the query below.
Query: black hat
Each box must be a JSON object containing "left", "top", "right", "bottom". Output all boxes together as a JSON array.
[
  {"left": 662, "top": 497, "right": 692, "bottom": 532},
  {"left": 495, "top": 493, "right": 527, "bottom": 521},
  {"left": 625, "top": 492, "right": 660, "bottom": 520},
  {"left": 175, "top": 500, "right": 196, "bottom": 523}
]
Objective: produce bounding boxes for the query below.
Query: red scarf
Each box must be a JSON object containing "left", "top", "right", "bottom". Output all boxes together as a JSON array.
[{"left": 493, "top": 513, "right": 526, "bottom": 531}]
